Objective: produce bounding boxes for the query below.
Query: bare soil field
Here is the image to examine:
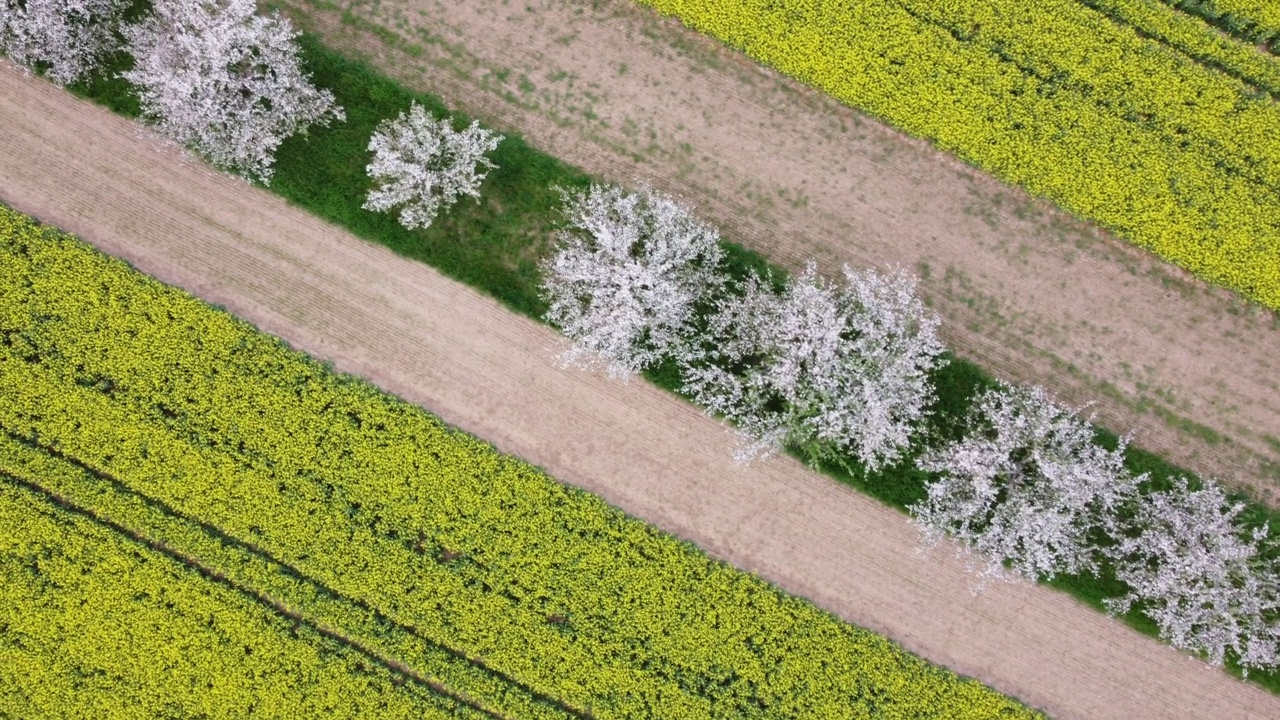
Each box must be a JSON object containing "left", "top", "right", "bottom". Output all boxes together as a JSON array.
[
  {"left": 3, "top": 61, "right": 1279, "bottom": 720},
  {"left": 269, "top": 0, "right": 1280, "bottom": 506}
]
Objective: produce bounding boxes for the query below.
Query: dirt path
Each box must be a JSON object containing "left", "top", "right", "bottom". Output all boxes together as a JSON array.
[
  {"left": 4, "top": 62, "right": 1279, "bottom": 720},
  {"left": 268, "top": 0, "right": 1280, "bottom": 507}
]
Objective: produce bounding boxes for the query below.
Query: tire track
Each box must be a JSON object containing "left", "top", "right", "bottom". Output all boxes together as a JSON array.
[{"left": 0, "top": 426, "right": 588, "bottom": 720}]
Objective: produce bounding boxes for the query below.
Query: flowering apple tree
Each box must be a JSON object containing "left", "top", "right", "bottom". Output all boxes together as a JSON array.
[
  {"left": 538, "top": 182, "right": 726, "bottom": 380},
  {"left": 362, "top": 102, "right": 503, "bottom": 231},
  {"left": 0, "top": 0, "right": 127, "bottom": 86},
  {"left": 1103, "top": 475, "right": 1280, "bottom": 673},
  {"left": 119, "top": 0, "right": 344, "bottom": 184},
  {"left": 679, "top": 260, "right": 946, "bottom": 471},
  {"left": 909, "top": 382, "right": 1142, "bottom": 583}
]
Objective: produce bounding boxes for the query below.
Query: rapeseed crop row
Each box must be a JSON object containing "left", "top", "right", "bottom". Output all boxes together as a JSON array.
[
  {"left": 0, "top": 209, "right": 1043, "bottom": 718},
  {"left": 903, "top": 0, "right": 1280, "bottom": 186},
  {"left": 0, "top": 430, "right": 576, "bottom": 720},
  {"left": 1063, "top": 0, "right": 1280, "bottom": 98},
  {"left": 1164, "top": 0, "right": 1280, "bottom": 46},
  {"left": 0, "top": 480, "right": 486, "bottom": 719},
  {"left": 635, "top": 0, "right": 1280, "bottom": 310}
]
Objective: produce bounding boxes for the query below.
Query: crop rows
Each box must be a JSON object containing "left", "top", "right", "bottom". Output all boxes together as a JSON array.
[
  {"left": 0, "top": 206, "right": 1041, "bottom": 718},
  {"left": 1158, "top": 0, "right": 1280, "bottom": 48},
  {"left": 1079, "top": 0, "right": 1280, "bottom": 98},
  {"left": 0, "top": 479, "right": 485, "bottom": 719},
  {"left": 0, "top": 429, "right": 574, "bottom": 720},
  {"left": 899, "top": 0, "right": 1280, "bottom": 189},
  {"left": 635, "top": 0, "right": 1280, "bottom": 309}
]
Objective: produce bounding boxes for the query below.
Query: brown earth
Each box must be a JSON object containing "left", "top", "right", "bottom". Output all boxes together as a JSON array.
[
  {"left": 267, "top": 0, "right": 1280, "bottom": 507},
  {"left": 3, "top": 61, "right": 1279, "bottom": 720}
]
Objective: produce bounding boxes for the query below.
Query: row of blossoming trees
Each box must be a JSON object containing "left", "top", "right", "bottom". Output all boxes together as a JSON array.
[
  {"left": 0, "top": 0, "right": 501, "bottom": 196},
  {"left": 4, "top": 0, "right": 1278, "bottom": 676},
  {"left": 539, "top": 182, "right": 1280, "bottom": 672}
]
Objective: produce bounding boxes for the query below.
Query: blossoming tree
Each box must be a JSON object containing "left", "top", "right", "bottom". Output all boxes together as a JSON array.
[
  {"left": 362, "top": 102, "right": 503, "bottom": 231},
  {"left": 0, "top": 0, "right": 127, "bottom": 86},
  {"left": 539, "top": 182, "right": 725, "bottom": 380},
  {"left": 909, "top": 382, "right": 1142, "bottom": 583},
  {"left": 680, "top": 260, "right": 946, "bottom": 471},
  {"left": 120, "top": 0, "right": 343, "bottom": 183},
  {"left": 1104, "top": 475, "right": 1280, "bottom": 673}
]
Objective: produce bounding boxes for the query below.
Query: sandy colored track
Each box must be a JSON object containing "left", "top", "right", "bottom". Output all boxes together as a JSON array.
[
  {"left": 3, "top": 63, "right": 1278, "bottom": 720},
  {"left": 268, "top": 0, "right": 1280, "bottom": 506}
]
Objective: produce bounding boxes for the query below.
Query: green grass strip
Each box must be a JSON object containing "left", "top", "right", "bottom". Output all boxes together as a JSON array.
[
  {"left": 0, "top": 478, "right": 487, "bottom": 719},
  {"left": 0, "top": 207, "right": 1043, "bottom": 716},
  {"left": 43, "top": 13, "right": 1280, "bottom": 688}
]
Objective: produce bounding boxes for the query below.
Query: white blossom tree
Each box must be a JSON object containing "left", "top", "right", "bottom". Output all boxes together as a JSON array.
[
  {"left": 363, "top": 102, "right": 503, "bottom": 231},
  {"left": 0, "top": 0, "right": 128, "bottom": 86},
  {"left": 679, "top": 260, "right": 946, "bottom": 471},
  {"left": 539, "top": 182, "right": 726, "bottom": 379},
  {"left": 119, "top": 0, "right": 344, "bottom": 184},
  {"left": 909, "top": 382, "right": 1142, "bottom": 583},
  {"left": 1103, "top": 476, "right": 1280, "bottom": 673}
]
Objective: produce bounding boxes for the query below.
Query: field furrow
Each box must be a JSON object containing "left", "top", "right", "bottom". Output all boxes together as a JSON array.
[
  {"left": 0, "top": 477, "right": 490, "bottom": 719},
  {"left": 0, "top": 429, "right": 574, "bottom": 720},
  {"left": 1078, "top": 0, "right": 1280, "bottom": 97},
  {"left": 1157, "top": 0, "right": 1280, "bottom": 48}
]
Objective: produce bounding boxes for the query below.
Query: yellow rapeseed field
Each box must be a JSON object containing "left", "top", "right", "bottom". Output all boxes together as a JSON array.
[
  {"left": 636, "top": 0, "right": 1280, "bottom": 309},
  {"left": 1206, "top": 0, "right": 1280, "bottom": 40},
  {"left": 1079, "top": 0, "right": 1280, "bottom": 94},
  {"left": 0, "top": 428, "right": 569, "bottom": 719},
  {"left": 0, "top": 205, "right": 1044, "bottom": 718}
]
